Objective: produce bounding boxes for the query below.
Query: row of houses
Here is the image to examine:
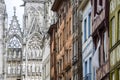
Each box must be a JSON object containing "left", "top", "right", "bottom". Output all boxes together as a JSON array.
[{"left": 48, "top": 0, "right": 120, "bottom": 80}]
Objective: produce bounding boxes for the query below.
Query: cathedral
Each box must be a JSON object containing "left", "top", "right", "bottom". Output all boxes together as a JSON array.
[{"left": 0, "top": 0, "right": 54, "bottom": 80}]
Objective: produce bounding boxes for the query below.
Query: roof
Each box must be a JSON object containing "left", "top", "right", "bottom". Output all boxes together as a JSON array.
[
  {"left": 51, "top": 0, "right": 64, "bottom": 11},
  {"left": 48, "top": 24, "right": 57, "bottom": 35}
]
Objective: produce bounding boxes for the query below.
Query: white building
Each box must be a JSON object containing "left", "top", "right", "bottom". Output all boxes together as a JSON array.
[
  {"left": 81, "top": 0, "right": 95, "bottom": 80},
  {"left": 0, "top": 0, "right": 7, "bottom": 80}
]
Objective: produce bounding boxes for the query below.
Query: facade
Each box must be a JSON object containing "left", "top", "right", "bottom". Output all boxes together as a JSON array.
[
  {"left": 109, "top": 0, "right": 120, "bottom": 80},
  {"left": 0, "top": 0, "right": 7, "bottom": 80},
  {"left": 91, "top": 0, "right": 109, "bottom": 80},
  {"left": 78, "top": 0, "right": 94, "bottom": 80},
  {"left": 5, "top": 8, "right": 22, "bottom": 80},
  {"left": 72, "top": 0, "right": 83, "bottom": 80},
  {"left": 48, "top": 24, "right": 57, "bottom": 80},
  {"left": 51, "top": 0, "right": 73, "bottom": 80},
  {"left": 22, "top": 0, "right": 52, "bottom": 80}
]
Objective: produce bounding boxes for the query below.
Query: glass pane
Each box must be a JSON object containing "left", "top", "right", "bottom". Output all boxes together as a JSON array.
[
  {"left": 118, "top": 12, "right": 120, "bottom": 40},
  {"left": 112, "top": 73, "right": 115, "bottom": 80},
  {"left": 111, "top": 17, "right": 115, "bottom": 46}
]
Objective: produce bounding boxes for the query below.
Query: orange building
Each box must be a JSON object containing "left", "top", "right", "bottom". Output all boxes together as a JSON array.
[
  {"left": 51, "top": 0, "right": 73, "bottom": 80},
  {"left": 48, "top": 24, "right": 57, "bottom": 80}
]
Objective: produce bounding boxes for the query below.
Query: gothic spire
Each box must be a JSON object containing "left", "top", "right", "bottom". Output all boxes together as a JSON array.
[{"left": 13, "top": 7, "right": 16, "bottom": 16}]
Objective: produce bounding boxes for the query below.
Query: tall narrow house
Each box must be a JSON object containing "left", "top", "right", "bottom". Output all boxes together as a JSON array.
[
  {"left": 91, "top": 0, "right": 109, "bottom": 80},
  {"left": 78, "top": 0, "right": 95, "bottom": 80},
  {"left": 51, "top": 0, "right": 73, "bottom": 80},
  {"left": 109, "top": 0, "right": 120, "bottom": 80},
  {"left": 72, "top": 0, "right": 83, "bottom": 80}
]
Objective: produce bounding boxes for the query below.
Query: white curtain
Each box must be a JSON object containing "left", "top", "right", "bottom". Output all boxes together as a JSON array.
[{"left": 92, "top": 40, "right": 100, "bottom": 68}]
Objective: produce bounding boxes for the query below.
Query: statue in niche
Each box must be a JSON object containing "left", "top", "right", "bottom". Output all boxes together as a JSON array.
[
  {"left": 13, "top": 50, "right": 16, "bottom": 58},
  {"left": 12, "top": 66, "right": 15, "bottom": 74},
  {"left": 8, "top": 51, "right": 11, "bottom": 58},
  {"left": 18, "top": 51, "right": 21, "bottom": 58},
  {"left": 32, "top": 49, "right": 35, "bottom": 59},
  {"left": 28, "top": 64, "right": 31, "bottom": 72},
  {"left": 22, "top": 63, "right": 25, "bottom": 72},
  {"left": 36, "top": 48, "right": 39, "bottom": 58},
  {"left": 32, "top": 63, "right": 35, "bottom": 72},
  {"left": 36, "top": 63, "right": 39, "bottom": 72},
  {"left": 8, "top": 64, "right": 11, "bottom": 74},
  {"left": 18, "top": 65, "right": 20, "bottom": 74}
]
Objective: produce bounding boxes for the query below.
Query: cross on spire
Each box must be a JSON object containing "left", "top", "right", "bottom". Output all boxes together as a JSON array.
[{"left": 13, "top": 7, "right": 16, "bottom": 16}]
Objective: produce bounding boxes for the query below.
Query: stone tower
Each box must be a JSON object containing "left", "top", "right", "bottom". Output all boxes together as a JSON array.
[
  {"left": 0, "top": 0, "right": 7, "bottom": 79},
  {"left": 22, "top": 0, "right": 49, "bottom": 80},
  {"left": 5, "top": 7, "right": 22, "bottom": 80}
]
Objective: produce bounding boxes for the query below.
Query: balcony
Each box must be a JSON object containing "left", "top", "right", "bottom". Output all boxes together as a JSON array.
[{"left": 83, "top": 73, "right": 92, "bottom": 80}]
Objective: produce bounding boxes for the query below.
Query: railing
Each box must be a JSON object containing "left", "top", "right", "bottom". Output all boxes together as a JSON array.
[{"left": 83, "top": 73, "right": 92, "bottom": 80}]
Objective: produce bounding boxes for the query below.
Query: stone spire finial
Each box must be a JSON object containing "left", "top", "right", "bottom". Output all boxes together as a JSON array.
[{"left": 13, "top": 7, "right": 16, "bottom": 16}]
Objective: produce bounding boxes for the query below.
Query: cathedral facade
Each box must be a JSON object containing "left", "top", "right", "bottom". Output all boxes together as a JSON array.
[{"left": 0, "top": 0, "right": 54, "bottom": 80}]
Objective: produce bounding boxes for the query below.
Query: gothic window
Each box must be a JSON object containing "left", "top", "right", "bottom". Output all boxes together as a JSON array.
[
  {"left": 28, "top": 35, "right": 43, "bottom": 58},
  {"left": 8, "top": 36, "right": 22, "bottom": 48}
]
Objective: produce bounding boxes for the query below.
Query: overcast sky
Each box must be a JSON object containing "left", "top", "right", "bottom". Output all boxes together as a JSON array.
[{"left": 5, "top": 0, "right": 24, "bottom": 28}]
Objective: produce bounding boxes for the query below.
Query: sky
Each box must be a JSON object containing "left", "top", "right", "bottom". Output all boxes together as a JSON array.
[{"left": 5, "top": 0, "right": 24, "bottom": 28}]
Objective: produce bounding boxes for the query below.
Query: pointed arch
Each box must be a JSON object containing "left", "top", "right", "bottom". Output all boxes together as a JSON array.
[
  {"left": 8, "top": 36, "right": 22, "bottom": 48},
  {"left": 26, "top": 32, "right": 44, "bottom": 59}
]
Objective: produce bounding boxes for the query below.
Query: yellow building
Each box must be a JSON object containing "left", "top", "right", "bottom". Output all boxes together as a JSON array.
[{"left": 110, "top": 0, "right": 120, "bottom": 80}]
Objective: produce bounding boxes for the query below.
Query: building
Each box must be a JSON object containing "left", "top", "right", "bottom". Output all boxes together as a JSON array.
[
  {"left": 4, "top": 7, "right": 22, "bottom": 80},
  {"left": 22, "top": 0, "right": 52, "bottom": 80},
  {"left": 109, "top": 0, "right": 120, "bottom": 80},
  {"left": 71, "top": 0, "right": 83, "bottom": 80},
  {"left": 91, "top": 0, "right": 109, "bottom": 80},
  {"left": 51, "top": 0, "right": 73, "bottom": 80},
  {"left": 0, "top": 0, "right": 7, "bottom": 79},
  {"left": 78, "top": 0, "right": 95, "bottom": 80},
  {"left": 48, "top": 23, "right": 57, "bottom": 80}
]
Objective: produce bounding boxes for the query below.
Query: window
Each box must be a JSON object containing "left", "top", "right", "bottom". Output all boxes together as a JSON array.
[
  {"left": 104, "top": 32, "right": 107, "bottom": 62},
  {"left": 112, "top": 73, "right": 115, "bottom": 80},
  {"left": 85, "top": 61, "right": 87, "bottom": 75},
  {"left": 84, "top": 19, "right": 87, "bottom": 42},
  {"left": 119, "top": 69, "right": 120, "bottom": 80},
  {"left": 89, "top": 58, "right": 92, "bottom": 73},
  {"left": 118, "top": 11, "right": 120, "bottom": 40},
  {"left": 94, "top": 0, "right": 97, "bottom": 16},
  {"left": 99, "top": 0, "right": 102, "bottom": 6},
  {"left": 88, "top": 13, "right": 91, "bottom": 37},
  {"left": 111, "top": 17, "right": 115, "bottom": 46}
]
